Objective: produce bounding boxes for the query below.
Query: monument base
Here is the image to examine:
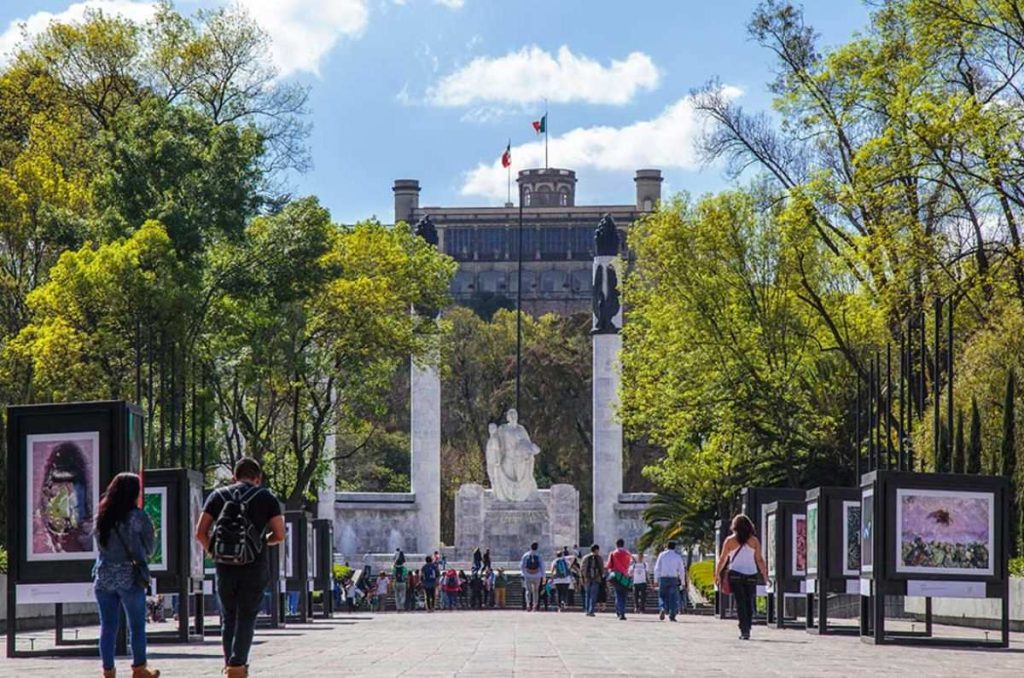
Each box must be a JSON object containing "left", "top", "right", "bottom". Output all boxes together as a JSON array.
[{"left": 455, "top": 483, "right": 579, "bottom": 563}]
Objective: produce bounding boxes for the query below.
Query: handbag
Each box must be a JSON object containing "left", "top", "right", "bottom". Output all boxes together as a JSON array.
[
  {"left": 113, "top": 523, "right": 152, "bottom": 592},
  {"left": 720, "top": 545, "right": 741, "bottom": 596}
]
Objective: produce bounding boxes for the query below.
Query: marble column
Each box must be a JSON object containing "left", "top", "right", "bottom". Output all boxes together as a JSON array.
[
  {"left": 317, "top": 430, "right": 337, "bottom": 521},
  {"left": 411, "top": 215, "right": 442, "bottom": 552},
  {"left": 591, "top": 214, "right": 624, "bottom": 550}
]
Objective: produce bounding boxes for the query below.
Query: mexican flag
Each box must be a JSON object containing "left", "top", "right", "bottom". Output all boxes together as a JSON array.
[
  {"left": 501, "top": 141, "right": 511, "bottom": 168},
  {"left": 532, "top": 114, "right": 547, "bottom": 134}
]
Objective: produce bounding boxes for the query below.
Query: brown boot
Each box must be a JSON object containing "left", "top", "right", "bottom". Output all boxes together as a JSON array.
[
  {"left": 102, "top": 670, "right": 116, "bottom": 678},
  {"left": 131, "top": 665, "right": 160, "bottom": 678},
  {"left": 225, "top": 666, "right": 248, "bottom": 678}
]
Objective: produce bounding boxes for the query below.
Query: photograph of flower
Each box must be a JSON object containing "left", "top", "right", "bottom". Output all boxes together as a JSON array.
[
  {"left": 766, "top": 513, "right": 777, "bottom": 577},
  {"left": 806, "top": 503, "right": 818, "bottom": 575},
  {"left": 861, "top": 489, "right": 874, "bottom": 573},
  {"left": 843, "top": 501, "right": 861, "bottom": 576},
  {"left": 143, "top": 487, "right": 167, "bottom": 572},
  {"left": 26, "top": 432, "right": 100, "bottom": 561},
  {"left": 793, "top": 514, "right": 807, "bottom": 576},
  {"left": 896, "top": 488, "right": 994, "bottom": 576}
]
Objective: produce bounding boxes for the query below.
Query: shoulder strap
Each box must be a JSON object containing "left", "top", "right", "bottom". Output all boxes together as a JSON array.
[{"left": 111, "top": 521, "right": 139, "bottom": 564}]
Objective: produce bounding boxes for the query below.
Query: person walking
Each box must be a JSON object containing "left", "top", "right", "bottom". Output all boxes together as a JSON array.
[
  {"left": 93, "top": 473, "right": 160, "bottom": 678},
  {"left": 406, "top": 569, "right": 419, "bottom": 611},
  {"left": 715, "top": 514, "right": 767, "bottom": 640},
  {"left": 197, "top": 458, "right": 285, "bottom": 678},
  {"left": 472, "top": 547, "right": 483, "bottom": 574},
  {"left": 420, "top": 555, "right": 438, "bottom": 612},
  {"left": 458, "top": 570, "right": 469, "bottom": 609},
  {"left": 393, "top": 561, "right": 408, "bottom": 613},
  {"left": 580, "top": 544, "right": 604, "bottom": 617},
  {"left": 520, "top": 542, "right": 545, "bottom": 611},
  {"left": 483, "top": 567, "right": 495, "bottom": 607},
  {"left": 482, "top": 548, "right": 492, "bottom": 572},
  {"left": 494, "top": 568, "right": 508, "bottom": 608},
  {"left": 550, "top": 549, "right": 573, "bottom": 611},
  {"left": 469, "top": 570, "right": 484, "bottom": 609},
  {"left": 373, "top": 571, "right": 391, "bottom": 612},
  {"left": 605, "top": 539, "right": 633, "bottom": 620},
  {"left": 442, "top": 567, "right": 461, "bottom": 611},
  {"left": 630, "top": 552, "right": 650, "bottom": 614},
  {"left": 654, "top": 542, "right": 686, "bottom": 621}
]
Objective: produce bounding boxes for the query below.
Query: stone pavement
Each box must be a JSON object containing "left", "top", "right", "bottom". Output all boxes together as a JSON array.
[{"left": 2, "top": 610, "right": 1023, "bottom": 677}]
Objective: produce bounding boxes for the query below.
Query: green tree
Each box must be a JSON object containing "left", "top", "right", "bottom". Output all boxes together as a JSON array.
[{"left": 1001, "top": 369, "right": 1019, "bottom": 553}]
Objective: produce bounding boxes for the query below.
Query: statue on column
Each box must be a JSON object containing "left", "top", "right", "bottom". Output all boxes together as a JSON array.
[
  {"left": 485, "top": 409, "right": 541, "bottom": 501},
  {"left": 592, "top": 213, "right": 622, "bottom": 334}
]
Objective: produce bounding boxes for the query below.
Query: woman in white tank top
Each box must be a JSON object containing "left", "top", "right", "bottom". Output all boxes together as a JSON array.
[{"left": 714, "top": 514, "right": 767, "bottom": 640}]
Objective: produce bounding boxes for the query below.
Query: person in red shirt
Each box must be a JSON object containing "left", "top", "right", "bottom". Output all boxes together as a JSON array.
[
  {"left": 605, "top": 538, "right": 633, "bottom": 620},
  {"left": 442, "top": 568, "right": 461, "bottom": 611}
]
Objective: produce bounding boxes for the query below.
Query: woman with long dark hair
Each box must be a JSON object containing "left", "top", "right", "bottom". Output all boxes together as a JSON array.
[
  {"left": 93, "top": 472, "right": 160, "bottom": 678},
  {"left": 714, "top": 513, "right": 767, "bottom": 640}
]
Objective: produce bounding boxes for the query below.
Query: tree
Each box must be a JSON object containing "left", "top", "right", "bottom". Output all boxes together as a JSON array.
[{"left": 1001, "top": 369, "right": 1019, "bottom": 553}]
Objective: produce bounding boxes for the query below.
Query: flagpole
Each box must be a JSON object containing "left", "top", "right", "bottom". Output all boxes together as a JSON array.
[
  {"left": 515, "top": 176, "right": 523, "bottom": 413},
  {"left": 544, "top": 99, "right": 549, "bottom": 169},
  {"left": 506, "top": 138, "right": 511, "bottom": 206}
]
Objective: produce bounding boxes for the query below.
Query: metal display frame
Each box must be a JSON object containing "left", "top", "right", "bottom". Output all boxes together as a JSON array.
[
  {"left": 803, "top": 486, "right": 861, "bottom": 635},
  {"left": 858, "top": 470, "right": 1010, "bottom": 648},
  {"left": 312, "top": 519, "right": 335, "bottom": 618},
  {"left": 763, "top": 499, "right": 807, "bottom": 629},
  {"left": 6, "top": 401, "right": 143, "bottom": 658},
  {"left": 282, "top": 511, "right": 314, "bottom": 623},
  {"left": 144, "top": 468, "right": 205, "bottom": 644},
  {"left": 740, "top": 486, "right": 805, "bottom": 622}
]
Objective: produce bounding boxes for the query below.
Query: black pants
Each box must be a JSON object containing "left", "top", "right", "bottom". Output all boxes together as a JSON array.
[
  {"left": 728, "top": 572, "right": 758, "bottom": 636},
  {"left": 217, "top": 568, "right": 267, "bottom": 667},
  {"left": 555, "top": 583, "right": 570, "bottom": 608},
  {"left": 633, "top": 583, "right": 647, "bottom": 611},
  {"left": 424, "top": 586, "right": 435, "bottom": 610}
]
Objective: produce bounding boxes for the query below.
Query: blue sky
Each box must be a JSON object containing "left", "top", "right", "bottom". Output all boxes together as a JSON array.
[{"left": 0, "top": 1, "right": 871, "bottom": 224}]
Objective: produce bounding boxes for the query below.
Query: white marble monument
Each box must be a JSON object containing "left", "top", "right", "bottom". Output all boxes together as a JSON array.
[{"left": 486, "top": 408, "right": 541, "bottom": 501}]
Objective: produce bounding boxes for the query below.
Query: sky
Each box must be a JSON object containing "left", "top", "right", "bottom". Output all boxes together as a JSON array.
[{"left": 0, "top": 0, "right": 872, "bottom": 224}]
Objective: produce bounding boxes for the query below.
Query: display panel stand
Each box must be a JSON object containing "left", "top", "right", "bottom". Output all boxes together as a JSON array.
[
  {"left": 858, "top": 470, "right": 1010, "bottom": 648},
  {"left": 312, "top": 519, "right": 335, "bottom": 618},
  {"left": 283, "top": 511, "right": 315, "bottom": 623},
  {"left": 802, "top": 486, "right": 860, "bottom": 635},
  {"left": 740, "top": 487, "right": 805, "bottom": 624},
  {"left": 763, "top": 500, "right": 807, "bottom": 630},
  {"left": 6, "top": 401, "right": 143, "bottom": 658},
  {"left": 144, "top": 468, "right": 205, "bottom": 644}
]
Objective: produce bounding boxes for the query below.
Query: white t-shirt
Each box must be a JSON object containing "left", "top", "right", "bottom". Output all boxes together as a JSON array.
[
  {"left": 630, "top": 561, "right": 649, "bottom": 584},
  {"left": 376, "top": 577, "right": 390, "bottom": 595}
]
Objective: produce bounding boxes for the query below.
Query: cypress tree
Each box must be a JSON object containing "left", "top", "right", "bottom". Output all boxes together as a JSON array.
[
  {"left": 953, "top": 408, "right": 965, "bottom": 474},
  {"left": 1001, "top": 370, "right": 1019, "bottom": 554},
  {"left": 936, "top": 420, "right": 951, "bottom": 473},
  {"left": 967, "top": 397, "right": 982, "bottom": 474}
]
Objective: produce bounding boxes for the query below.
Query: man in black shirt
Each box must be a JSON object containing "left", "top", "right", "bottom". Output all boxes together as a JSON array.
[{"left": 196, "top": 458, "right": 284, "bottom": 678}]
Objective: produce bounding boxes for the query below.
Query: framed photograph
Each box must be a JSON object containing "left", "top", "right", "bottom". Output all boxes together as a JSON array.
[
  {"left": 806, "top": 502, "right": 818, "bottom": 575},
  {"left": 189, "top": 485, "right": 204, "bottom": 578},
  {"left": 842, "top": 500, "right": 861, "bottom": 577},
  {"left": 143, "top": 487, "right": 168, "bottom": 572},
  {"left": 26, "top": 432, "right": 101, "bottom": 561},
  {"left": 861, "top": 489, "right": 874, "bottom": 574},
  {"left": 895, "top": 488, "right": 994, "bottom": 576},
  {"left": 792, "top": 513, "right": 807, "bottom": 577},
  {"left": 766, "top": 513, "right": 777, "bottom": 578}
]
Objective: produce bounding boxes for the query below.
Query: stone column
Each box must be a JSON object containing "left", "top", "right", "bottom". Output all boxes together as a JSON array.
[
  {"left": 317, "top": 430, "right": 337, "bottom": 521},
  {"left": 592, "top": 214, "right": 624, "bottom": 550},
  {"left": 412, "top": 215, "right": 441, "bottom": 553}
]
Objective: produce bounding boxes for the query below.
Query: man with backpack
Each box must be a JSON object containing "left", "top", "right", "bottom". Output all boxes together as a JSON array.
[
  {"left": 580, "top": 544, "right": 604, "bottom": 617},
  {"left": 420, "top": 555, "right": 438, "bottom": 612},
  {"left": 606, "top": 538, "right": 634, "bottom": 620},
  {"left": 196, "top": 458, "right": 285, "bottom": 678},
  {"left": 520, "top": 542, "right": 545, "bottom": 611},
  {"left": 550, "top": 548, "right": 573, "bottom": 611}
]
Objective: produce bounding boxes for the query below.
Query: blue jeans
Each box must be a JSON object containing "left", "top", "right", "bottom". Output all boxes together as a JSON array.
[
  {"left": 585, "top": 581, "right": 599, "bottom": 613},
  {"left": 613, "top": 580, "right": 629, "bottom": 617},
  {"left": 659, "top": 577, "right": 680, "bottom": 619},
  {"left": 95, "top": 586, "right": 147, "bottom": 670}
]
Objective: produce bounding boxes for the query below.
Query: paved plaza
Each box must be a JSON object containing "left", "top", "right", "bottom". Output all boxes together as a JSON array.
[{"left": 2, "top": 610, "right": 1023, "bottom": 677}]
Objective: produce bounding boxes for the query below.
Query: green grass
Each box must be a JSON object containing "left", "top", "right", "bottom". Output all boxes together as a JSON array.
[{"left": 689, "top": 560, "right": 715, "bottom": 600}]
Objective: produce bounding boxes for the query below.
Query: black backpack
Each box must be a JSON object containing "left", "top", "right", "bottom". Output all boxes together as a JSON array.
[
  {"left": 211, "top": 484, "right": 265, "bottom": 566},
  {"left": 525, "top": 552, "right": 541, "bottom": 574}
]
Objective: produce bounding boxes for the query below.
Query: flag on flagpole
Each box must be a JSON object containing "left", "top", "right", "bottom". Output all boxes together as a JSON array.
[
  {"left": 501, "top": 141, "right": 511, "bottom": 168},
  {"left": 531, "top": 114, "right": 547, "bottom": 134}
]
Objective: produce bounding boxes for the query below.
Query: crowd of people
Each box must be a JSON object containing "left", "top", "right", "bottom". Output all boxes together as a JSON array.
[{"left": 334, "top": 539, "right": 691, "bottom": 622}]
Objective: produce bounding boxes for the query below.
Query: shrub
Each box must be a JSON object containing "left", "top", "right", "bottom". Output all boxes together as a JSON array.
[
  {"left": 1010, "top": 556, "right": 1024, "bottom": 578},
  {"left": 333, "top": 563, "right": 353, "bottom": 582},
  {"left": 0, "top": 546, "right": 6, "bottom": 575},
  {"left": 688, "top": 560, "right": 715, "bottom": 600}
]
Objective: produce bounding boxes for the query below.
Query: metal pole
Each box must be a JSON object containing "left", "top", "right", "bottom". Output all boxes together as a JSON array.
[
  {"left": 946, "top": 296, "right": 954, "bottom": 469},
  {"left": 855, "top": 382, "right": 861, "bottom": 484},
  {"left": 886, "top": 343, "right": 893, "bottom": 469},
  {"left": 907, "top": 317, "right": 914, "bottom": 471},
  {"left": 934, "top": 298, "right": 942, "bottom": 471},
  {"left": 869, "top": 355, "right": 876, "bottom": 471},
  {"left": 515, "top": 181, "right": 524, "bottom": 413},
  {"left": 899, "top": 332, "right": 906, "bottom": 470}
]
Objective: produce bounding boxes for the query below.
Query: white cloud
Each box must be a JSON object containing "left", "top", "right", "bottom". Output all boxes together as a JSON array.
[
  {"left": 434, "top": 0, "right": 465, "bottom": 8},
  {"left": 428, "top": 45, "right": 660, "bottom": 107},
  {"left": 460, "top": 86, "right": 743, "bottom": 199},
  {"left": 0, "top": 0, "right": 157, "bottom": 66},
  {"left": 235, "top": 0, "right": 368, "bottom": 77}
]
